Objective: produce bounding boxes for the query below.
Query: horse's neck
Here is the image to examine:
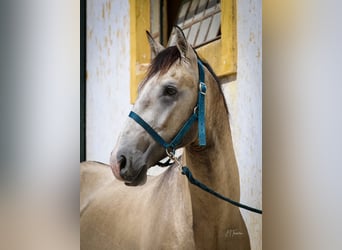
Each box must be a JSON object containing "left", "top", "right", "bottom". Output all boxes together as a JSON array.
[
  {"left": 183, "top": 118, "right": 239, "bottom": 199},
  {"left": 184, "top": 72, "right": 240, "bottom": 200},
  {"left": 183, "top": 72, "right": 244, "bottom": 248}
]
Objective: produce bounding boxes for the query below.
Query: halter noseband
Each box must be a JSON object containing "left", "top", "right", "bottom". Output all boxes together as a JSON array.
[{"left": 128, "top": 60, "right": 207, "bottom": 154}]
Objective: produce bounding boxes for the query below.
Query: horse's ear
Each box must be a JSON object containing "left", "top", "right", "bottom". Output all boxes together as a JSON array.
[
  {"left": 174, "top": 26, "right": 196, "bottom": 62},
  {"left": 146, "top": 31, "right": 165, "bottom": 58}
]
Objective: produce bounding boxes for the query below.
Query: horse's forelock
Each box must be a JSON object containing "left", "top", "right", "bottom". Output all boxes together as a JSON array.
[
  {"left": 139, "top": 46, "right": 228, "bottom": 115},
  {"left": 139, "top": 46, "right": 181, "bottom": 90},
  {"left": 148, "top": 46, "right": 181, "bottom": 77}
]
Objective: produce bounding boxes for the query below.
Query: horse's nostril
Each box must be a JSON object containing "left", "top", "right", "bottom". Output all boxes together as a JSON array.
[{"left": 119, "top": 155, "right": 127, "bottom": 170}]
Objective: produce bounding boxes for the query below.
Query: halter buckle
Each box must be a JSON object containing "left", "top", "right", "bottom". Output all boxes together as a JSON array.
[{"left": 199, "top": 82, "right": 207, "bottom": 95}]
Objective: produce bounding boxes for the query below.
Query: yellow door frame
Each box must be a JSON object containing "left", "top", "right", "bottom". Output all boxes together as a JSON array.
[{"left": 130, "top": 0, "right": 236, "bottom": 103}]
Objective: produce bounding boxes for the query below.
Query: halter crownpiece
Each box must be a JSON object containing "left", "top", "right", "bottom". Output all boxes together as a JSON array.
[{"left": 129, "top": 59, "right": 207, "bottom": 153}]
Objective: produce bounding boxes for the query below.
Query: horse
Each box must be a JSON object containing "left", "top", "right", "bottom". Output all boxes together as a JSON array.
[{"left": 81, "top": 26, "right": 251, "bottom": 249}]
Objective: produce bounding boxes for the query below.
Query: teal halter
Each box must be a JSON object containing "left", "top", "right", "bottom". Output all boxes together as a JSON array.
[{"left": 128, "top": 60, "right": 207, "bottom": 153}]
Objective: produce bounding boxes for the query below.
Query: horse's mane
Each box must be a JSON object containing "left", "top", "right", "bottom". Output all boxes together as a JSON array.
[
  {"left": 194, "top": 49, "right": 229, "bottom": 115},
  {"left": 140, "top": 46, "right": 229, "bottom": 114}
]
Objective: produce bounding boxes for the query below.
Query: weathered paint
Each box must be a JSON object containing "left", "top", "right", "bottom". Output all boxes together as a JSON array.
[
  {"left": 86, "top": 0, "right": 261, "bottom": 249},
  {"left": 223, "top": 0, "right": 262, "bottom": 249},
  {"left": 196, "top": 0, "right": 237, "bottom": 77},
  {"left": 86, "top": 0, "right": 131, "bottom": 162},
  {"left": 129, "top": 0, "right": 151, "bottom": 102}
]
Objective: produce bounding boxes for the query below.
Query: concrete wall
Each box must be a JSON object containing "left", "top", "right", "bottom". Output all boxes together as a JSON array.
[{"left": 86, "top": 0, "right": 261, "bottom": 249}]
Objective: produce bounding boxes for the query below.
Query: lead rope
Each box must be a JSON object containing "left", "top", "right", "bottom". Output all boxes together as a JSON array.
[{"left": 166, "top": 151, "right": 263, "bottom": 215}]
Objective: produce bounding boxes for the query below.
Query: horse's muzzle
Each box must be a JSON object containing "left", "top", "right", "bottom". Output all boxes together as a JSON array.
[
  {"left": 110, "top": 150, "right": 148, "bottom": 186},
  {"left": 111, "top": 155, "right": 126, "bottom": 182}
]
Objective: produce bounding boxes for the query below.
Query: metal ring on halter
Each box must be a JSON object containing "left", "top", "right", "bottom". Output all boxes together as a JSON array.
[
  {"left": 166, "top": 147, "right": 175, "bottom": 159},
  {"left": 165, "top": 147, "right": 183, "bottom": 170},
  {"left": 193, "top": 106, "right": 198, "bottom": 115}
]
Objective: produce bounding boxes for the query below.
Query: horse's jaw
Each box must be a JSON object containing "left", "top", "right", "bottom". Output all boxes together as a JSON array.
[
  {"left": 110, "top": 155, "right": 148, "bottom": 186},
  {"left": 123, "top": 165, "right": 148, "bottom": 186}
]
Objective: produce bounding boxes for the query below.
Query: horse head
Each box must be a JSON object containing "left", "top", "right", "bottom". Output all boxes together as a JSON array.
[{"left": 110, "top": 27, "right": 203, "bottom": 185}]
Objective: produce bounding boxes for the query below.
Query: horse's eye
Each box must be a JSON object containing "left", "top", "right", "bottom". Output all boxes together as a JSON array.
[{"left": 163, "top": 85, "right": 178, "bottom": 96}]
